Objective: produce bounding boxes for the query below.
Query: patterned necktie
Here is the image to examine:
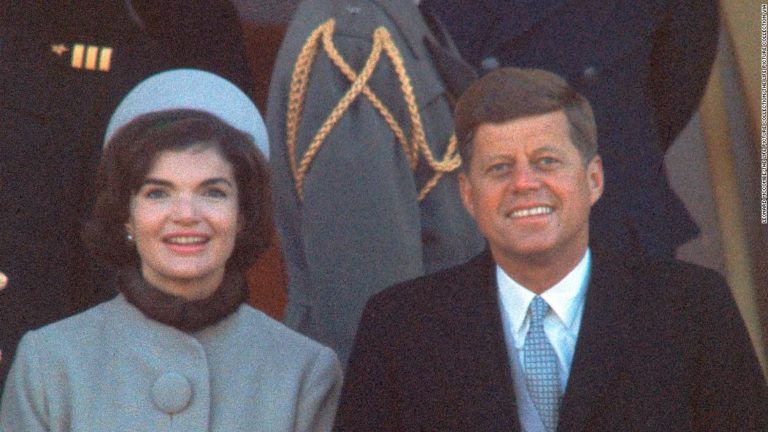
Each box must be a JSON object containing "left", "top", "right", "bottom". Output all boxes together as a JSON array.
[{"left": 523, "top": 296, "right": 561, "bottom": 432}]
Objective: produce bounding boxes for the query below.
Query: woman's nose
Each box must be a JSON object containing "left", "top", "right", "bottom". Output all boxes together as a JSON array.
[{"left": 170, "top": 195, "right": 200, "bottom": 222}]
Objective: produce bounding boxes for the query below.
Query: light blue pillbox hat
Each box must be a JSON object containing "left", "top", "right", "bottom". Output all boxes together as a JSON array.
[{"left": 104, "top": 68, "right": 269, "bottom": 159}]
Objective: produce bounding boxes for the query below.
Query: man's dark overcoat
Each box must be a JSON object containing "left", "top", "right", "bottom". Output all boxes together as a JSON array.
[{"left": 336, "top": 245, "right": 768, "bottom": 431}]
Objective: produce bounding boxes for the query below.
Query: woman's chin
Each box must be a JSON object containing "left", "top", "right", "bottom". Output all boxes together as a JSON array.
[{"left": 141, "top": 265, "right": 226, "bottom": 300}]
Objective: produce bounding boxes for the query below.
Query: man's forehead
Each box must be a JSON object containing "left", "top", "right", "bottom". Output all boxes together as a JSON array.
[
  {"left": 494, "top": 109, "right": 567, "bottom": 127},
  {"left": 475, "top": 113, "right": 573, "bottom": 148}
]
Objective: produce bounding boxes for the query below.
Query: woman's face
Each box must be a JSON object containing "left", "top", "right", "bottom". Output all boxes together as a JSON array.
[{"left": 125, "top": 145, "right": 240, "bottom": 300}]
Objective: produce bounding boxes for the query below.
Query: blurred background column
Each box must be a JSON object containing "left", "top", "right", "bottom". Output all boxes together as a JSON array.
[
  {"left": 231, "top": 0, "right": 301, "bottom": 319},
  {"left": 668, "top": 0, "right": 768, "bottom": 377},
  {"left": 231, "top": 0, "right": 299, "bottom": 110}
]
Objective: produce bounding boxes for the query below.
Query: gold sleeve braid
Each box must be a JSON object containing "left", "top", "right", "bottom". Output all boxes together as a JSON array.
[{"left": 285, "top": 19, "right": 461, "bottom": 202}]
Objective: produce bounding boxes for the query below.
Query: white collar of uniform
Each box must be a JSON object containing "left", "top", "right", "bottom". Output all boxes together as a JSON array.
[{"left": 497, "top": 248, "right": 591, "bottom": 343}]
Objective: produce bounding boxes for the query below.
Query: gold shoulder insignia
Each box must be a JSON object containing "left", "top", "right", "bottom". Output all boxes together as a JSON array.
[
  {"left": 50, "top": 43, "right": 69, "bottom": 56},
  {"left": 67, "top": 43, "right": 113, "bottom": 72},
  {"left": 286, "top": 19, "right": 460, "bottom": 202}
]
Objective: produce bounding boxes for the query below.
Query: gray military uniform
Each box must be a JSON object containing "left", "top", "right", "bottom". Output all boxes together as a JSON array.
[{"left": 267, "top": 0, "right": 484, "bottom": 365}]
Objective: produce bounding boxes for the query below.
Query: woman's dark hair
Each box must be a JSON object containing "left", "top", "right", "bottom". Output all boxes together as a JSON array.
[
  {"left": 454, "top": 67, "right": 598, "bottom": 167},
  {"left": 83, "top": 109, "right": 273, "bottom": 270}
]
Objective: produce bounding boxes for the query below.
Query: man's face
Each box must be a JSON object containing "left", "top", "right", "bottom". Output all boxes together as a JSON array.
[{"left": 459, "top": 110, "right": 603, "bottom": 270}]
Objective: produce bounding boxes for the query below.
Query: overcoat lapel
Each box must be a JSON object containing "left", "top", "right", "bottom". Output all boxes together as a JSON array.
[
  {"left": 556, "top": 248, "right": 641, "bottom": 432},
  {"left": 486, "top": 0, "right": 569, "bottom": 56},
  {"left": 452, "top": 251, "right": 521, "bottom": 431},
  {"left": 368, "top": 0, "right": 429, "bottom": 59},
  {"left": 368, "top": 0, "right": 476, "bottom": 101}
]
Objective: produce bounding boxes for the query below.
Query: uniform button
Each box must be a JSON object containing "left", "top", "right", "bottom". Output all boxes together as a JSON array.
[
  {"left": 0, "top": 271, "right": 7, "bottom": 291},
  {"left": 581, "top": 65, "right": 598, "bottom": 84},
  {"left": 152, "top": 372, "right": 192, "bottom": 414},
  {"left": 481, "top": 56, "right": 500, "bottom": 71}
]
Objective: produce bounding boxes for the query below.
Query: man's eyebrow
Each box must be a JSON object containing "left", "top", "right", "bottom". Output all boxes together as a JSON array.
[
  {"left": 477, "top": 145, "right": 565, "bottom": 163},
  {"left": 479, "top": 152, "right": 514, "bottom": 162},
  {"left": 530, "top": 145, "right": 564, "bottom": 155}
]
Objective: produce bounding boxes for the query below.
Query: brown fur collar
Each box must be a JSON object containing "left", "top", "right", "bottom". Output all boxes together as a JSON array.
[{"left": 117, "top": 267, "right": 247, "bottom": 332}]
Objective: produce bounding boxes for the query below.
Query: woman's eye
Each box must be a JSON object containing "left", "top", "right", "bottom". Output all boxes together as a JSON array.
[
  {"left": 144, "top": 189, "right": 168, "bottom": 199},
  {"left": 204, "top": 188, "right": 228, "bottom": 198}
]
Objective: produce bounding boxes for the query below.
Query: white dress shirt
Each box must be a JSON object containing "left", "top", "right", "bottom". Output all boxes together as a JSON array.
[{"left": 497, "top": 249, "right": 591, "bottom": 390}]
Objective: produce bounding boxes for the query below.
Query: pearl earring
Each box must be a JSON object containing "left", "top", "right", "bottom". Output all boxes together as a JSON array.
[{"left": 126, "top": 233, "right": 134, "bottom": 242}]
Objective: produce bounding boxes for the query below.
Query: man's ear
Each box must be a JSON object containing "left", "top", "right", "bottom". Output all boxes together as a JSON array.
[
  {"left": 458, "top": 171, "right": 476, "bottom": 219},
  {"left": 587, "top": 155, "right": 604, "bottom": 206}
]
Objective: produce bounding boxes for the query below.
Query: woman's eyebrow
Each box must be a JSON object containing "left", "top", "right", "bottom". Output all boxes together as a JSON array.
[
  {"left": 201, "top": 177, "right": 235, "bottom": 188},
  {"left": 139, "top": 178, "right": 234, "bottom": 188},
  {"left": 140, "top": 178, "right": 173, "bottom": 188}
]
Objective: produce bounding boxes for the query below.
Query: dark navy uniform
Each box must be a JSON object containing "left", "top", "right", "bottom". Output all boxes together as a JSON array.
[
  {"left": 424, "top": 0, "right": 719, "bottom": 259},
  {"left": 0, "top": 0, "right": 251, "bottom": 389}
]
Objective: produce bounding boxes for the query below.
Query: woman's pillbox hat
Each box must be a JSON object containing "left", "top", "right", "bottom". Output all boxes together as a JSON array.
[{"left": 104, "top": 68, "right": 269, "bottom": 159}]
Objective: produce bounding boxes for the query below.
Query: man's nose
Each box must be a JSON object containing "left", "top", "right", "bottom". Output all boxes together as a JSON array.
[{"left": 509, "top": 163, "right": 541, "bottom": 191}]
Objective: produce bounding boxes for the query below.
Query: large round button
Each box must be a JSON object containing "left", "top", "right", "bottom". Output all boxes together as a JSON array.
[
  {"left": 151, "top": 372, "right": 192, "bottom": 414},
  {"left": 481, "top": 56, "right": 500, "bottom": 71},
  {"left": 0, "top": 272, "right": 7, "bottom": 291},
  {"left": 581, "top": 65, "right": 598, "bottom": 84}
]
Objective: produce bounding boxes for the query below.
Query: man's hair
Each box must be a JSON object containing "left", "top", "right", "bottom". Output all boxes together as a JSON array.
[
  {"left": 83, "top": 109, "right": 273, "bottom": 270},
  {"left": 454, "top": 67, "right": 598, "bottom": 167}
]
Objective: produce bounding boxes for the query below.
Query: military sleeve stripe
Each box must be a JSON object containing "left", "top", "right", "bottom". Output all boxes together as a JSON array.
[
  {"left": 71, "top": 43, "right": 85, "bottom": 68},
  {"left": 98, "top": 47, "right": 113, "bottom": 72},
  {"left": 85, "top": 45, "right": 98, "bottom": 70}
]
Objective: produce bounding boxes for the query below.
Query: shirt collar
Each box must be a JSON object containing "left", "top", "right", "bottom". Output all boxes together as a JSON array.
[{"left": 497, "top": 249, "right": 591, "bottom": 337}]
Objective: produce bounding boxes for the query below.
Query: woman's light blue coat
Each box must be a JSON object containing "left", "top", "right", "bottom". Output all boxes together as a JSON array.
[{"left": 0, "top": 295, "right": 342, "bottom": 431}]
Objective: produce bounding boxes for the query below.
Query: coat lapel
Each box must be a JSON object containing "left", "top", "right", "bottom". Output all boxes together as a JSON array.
[
  {"left": 452, "top": 251, "right": 522, "bottom": 431},
  {"left": 369, "top": 0, "right": 476, "bottom": 102},
  {"left": 556, "top": 247, "right": 641, "bottom": 432},
  {"left": 419, "top": 8, "right": 478, "bottom": 101},
  {"left": 486, "top": 0, "right": 570, "bottom": 56},
  {"left": 368, "top": 0, "right": 428, "bottom": 59}
]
